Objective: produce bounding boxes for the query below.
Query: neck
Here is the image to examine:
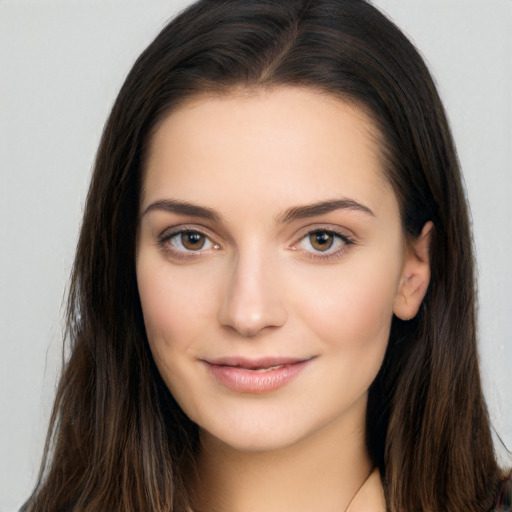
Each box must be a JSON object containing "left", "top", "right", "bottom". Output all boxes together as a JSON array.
[{"left": 191, "top": 415, "right": 375, "bottom": 512}]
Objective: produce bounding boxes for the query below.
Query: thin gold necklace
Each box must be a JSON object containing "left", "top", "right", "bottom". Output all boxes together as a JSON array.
[
  {"left": 191, "top": 466, "right": 376, "bottom": 512},
  {"left": 343, "top": 466, "right": 375, "bottom": 512}
]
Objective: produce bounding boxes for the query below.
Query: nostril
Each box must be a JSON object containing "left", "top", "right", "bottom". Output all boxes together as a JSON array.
[{"left": 220, "top": 310, "right": 286, "bottom": 338}]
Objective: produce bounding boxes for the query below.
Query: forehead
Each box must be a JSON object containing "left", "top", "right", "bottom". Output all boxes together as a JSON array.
[{"left": 142, "top": 87, "right": 392, "bottom": 217}]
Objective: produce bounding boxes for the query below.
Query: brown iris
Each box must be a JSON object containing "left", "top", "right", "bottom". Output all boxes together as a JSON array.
[
  {"left": 309, "top": 231, "right": 334, "bottom": 251},
  {"left": 181, "top": 231, "right": 206, "bottom": 250}
]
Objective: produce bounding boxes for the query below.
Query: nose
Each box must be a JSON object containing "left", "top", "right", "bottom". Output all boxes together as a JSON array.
[{"left": 218, "top": 250, "right": 287, "bottom": 338}]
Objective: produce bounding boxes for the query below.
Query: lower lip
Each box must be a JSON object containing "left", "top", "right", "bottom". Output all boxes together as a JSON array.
[{"left": 205, "top": 360, "right": 312, "bottom": 393}]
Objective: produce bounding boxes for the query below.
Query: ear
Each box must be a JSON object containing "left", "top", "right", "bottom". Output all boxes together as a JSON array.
[{"left": 393, "top": 221, "right": 433, "bottom": 321}]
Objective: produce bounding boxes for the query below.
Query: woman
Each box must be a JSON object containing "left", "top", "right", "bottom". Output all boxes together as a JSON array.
[{"left": 22, "top": 1, "right": 510, "bottom": 511}]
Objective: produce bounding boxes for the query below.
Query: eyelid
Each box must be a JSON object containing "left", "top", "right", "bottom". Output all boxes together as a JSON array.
[
  {"left": 157, "top": 225, "right": 221, "bottom": 257},
  {"left": 158, "top": 224, "right": 213, "bottom": 240},
  {"left": 291, "top": 223, "right": 356, "bottom": 243},
  {"left": 289, "top": 225, "right": 356, "bottom": 261},
  {"left": 155, "top": 223, "right": 356, "bottom": 262}
]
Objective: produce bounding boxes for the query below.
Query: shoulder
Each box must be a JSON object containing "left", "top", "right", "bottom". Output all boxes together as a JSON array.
[{"left": 493, "top": 473, "right": 512, "bottom": 512}]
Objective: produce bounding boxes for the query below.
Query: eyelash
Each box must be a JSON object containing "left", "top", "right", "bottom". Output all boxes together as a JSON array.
[
  {"left": 157, "top": 227, "right": 220, "bottom": 260},
  {"left": 157, "top": 226, "right": 355, "bottom": 261},
  {"left": 293, "top": 229, "right": 355, "bottom": 261}
]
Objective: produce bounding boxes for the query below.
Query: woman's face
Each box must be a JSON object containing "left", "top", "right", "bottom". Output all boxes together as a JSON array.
[{"left": 136, "top": 87, "right": 417, "bottom": 452}]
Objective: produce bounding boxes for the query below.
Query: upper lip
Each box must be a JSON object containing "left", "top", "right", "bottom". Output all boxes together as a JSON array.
[{"left": 202, "top": 356, "right": 314, "bottom": 370}]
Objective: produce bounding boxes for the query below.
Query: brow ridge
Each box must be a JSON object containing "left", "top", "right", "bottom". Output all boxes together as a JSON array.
[
  {"left": 140, "top": 199, "right": 221, "bottom": 221},
  {"left": 141, "top": 197, "right": 374, "bottom": 224},
  {"left": 277, "top": 199, "right": 374, "bottom": 223}
]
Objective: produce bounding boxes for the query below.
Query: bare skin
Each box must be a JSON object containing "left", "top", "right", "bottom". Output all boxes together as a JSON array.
[{"left": 192, "top": 418, "right": 385, "bottom": 512}]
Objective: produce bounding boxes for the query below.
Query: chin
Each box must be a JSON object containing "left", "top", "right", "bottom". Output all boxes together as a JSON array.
[
  {"left": 199, "top": 422, "right": 313, "bottom": 454},
  {"left": 193, "top": 398, "right": 364, "bottom": 455}
]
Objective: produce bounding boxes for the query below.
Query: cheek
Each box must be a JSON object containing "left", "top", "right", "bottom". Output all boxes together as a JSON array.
[
  {"left": 136, "top": 260, "right": 216, "bottom": 413},
  {"left": 292, "top": 259, "right": 400, "bottom": 406},
  {"left": 136, "top": 258, "right": 216, "bottom": 362},
  {"left": 294, "top": 253, "right": 401, "bottom": 354}
]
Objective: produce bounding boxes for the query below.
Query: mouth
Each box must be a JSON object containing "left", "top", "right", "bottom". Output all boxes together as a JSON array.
[{"left": 201, "top": 356, "right": 315, "bottom": 393}]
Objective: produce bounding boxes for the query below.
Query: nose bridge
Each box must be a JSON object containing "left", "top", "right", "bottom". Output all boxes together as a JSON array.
[{"left": 218, "top": 242, "right": 287, "bottom": 337}]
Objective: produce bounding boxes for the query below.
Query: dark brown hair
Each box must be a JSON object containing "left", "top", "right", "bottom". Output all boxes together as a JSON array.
[{"left": 23, "top": 1, "right": 504, "bottom": 511}]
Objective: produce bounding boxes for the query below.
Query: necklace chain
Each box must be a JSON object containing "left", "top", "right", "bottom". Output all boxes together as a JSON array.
[{"left": 343, "top": 466, "right": 375, "bottom": 512}]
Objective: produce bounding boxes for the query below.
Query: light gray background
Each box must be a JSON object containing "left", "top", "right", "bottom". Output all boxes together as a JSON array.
[{"left": 1, "top": 1, "right": 510, "bottom": 511}]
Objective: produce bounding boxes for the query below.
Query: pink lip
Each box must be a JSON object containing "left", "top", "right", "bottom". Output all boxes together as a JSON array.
[{"left": 202, "top": 356, "right": 314, "bottom": 394}]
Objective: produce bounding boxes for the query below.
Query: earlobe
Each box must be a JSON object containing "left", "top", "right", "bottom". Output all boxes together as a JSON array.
[{"left": 393, "top": 221, "right": 433, "bottom": 321}]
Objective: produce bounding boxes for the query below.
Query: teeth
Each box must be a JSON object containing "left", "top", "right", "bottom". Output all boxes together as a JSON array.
[{"left": 253, "top": 365, "right": 283, "bottom": 372}]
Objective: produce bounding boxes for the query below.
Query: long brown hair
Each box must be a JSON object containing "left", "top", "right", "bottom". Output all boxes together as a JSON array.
[{"left": 23, "top": 1, "right": 504, "bottom": 511}]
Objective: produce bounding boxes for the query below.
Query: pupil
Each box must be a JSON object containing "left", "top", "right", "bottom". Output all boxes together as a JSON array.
[
  {"left": 182, "top": 232, "right": 205, "bottom": 250},
  {"left": 311, "top": 231, "right": 333, "bottom": 251}
]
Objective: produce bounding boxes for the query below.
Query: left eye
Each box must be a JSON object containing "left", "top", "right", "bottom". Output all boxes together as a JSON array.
[
  {"left": 299, "top": 230, "right": 348, "bottom": 254},
  {"left": 168, "top": 230, "right": 216, "bottom": 252}
]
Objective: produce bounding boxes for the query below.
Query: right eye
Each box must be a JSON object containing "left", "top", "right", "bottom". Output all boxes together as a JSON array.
[{"left": 163, "top": 230, "right": 217, "bottom": 253}]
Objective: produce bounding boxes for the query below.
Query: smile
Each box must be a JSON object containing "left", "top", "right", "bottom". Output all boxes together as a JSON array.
[{"left": 202, "top": 356, "right": 315, "bottom": 393}]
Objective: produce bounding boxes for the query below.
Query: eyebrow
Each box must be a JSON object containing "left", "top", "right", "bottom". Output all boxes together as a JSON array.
[
  {"left": 140, "top": 197, "right": 374, "bottom": 223},
  {"left": 140, "top": 199, "right": 222, "bottom": 221},
  {"left": 277, "top": 198, "right": 374, "bottom": 223}
]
